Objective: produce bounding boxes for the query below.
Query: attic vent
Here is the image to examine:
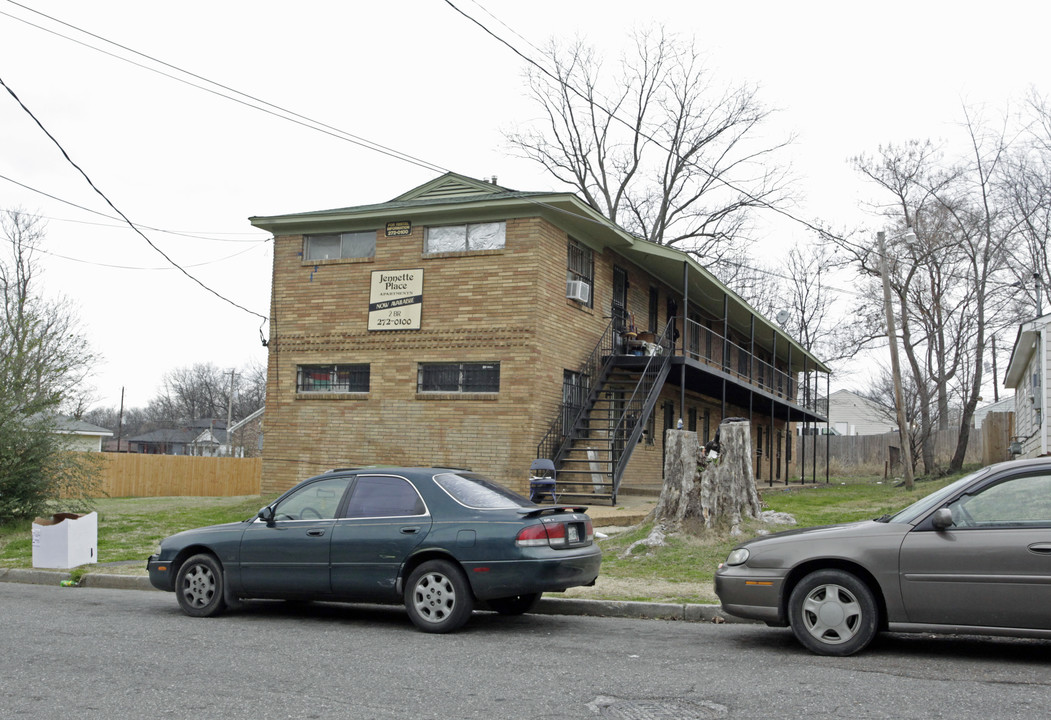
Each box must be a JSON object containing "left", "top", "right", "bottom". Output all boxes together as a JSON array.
[{"left": 417, "top": 178, "right": 496, "bottom": 200}]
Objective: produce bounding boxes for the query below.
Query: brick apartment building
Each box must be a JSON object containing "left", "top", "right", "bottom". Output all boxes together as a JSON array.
[{"left": 250, "top": 173, "right": 830, "bottom": 501}]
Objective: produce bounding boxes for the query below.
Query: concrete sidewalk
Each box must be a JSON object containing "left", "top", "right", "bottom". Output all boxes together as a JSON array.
[
  {"left": 563, "top": 493, "right": 656, "bottom": 528},
  {"left": 0, "top": 566, "right": 740, "bottom": 624}
]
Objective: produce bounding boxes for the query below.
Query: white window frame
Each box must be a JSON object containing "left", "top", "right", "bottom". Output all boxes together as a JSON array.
[{"left": 304, "top": 231, "right": 376, "bottom": 261}]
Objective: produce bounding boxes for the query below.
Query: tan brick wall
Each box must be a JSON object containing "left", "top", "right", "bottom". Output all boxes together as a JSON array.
[
  {"left": 263, "top": 217, "right": 614, "bottom": 495},
  {"left": 262, "top": 213, "right": 778, "bottom": 496}
]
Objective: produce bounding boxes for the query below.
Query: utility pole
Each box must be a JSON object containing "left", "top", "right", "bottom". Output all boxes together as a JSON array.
[
  {"left": 226, "top": 369, "right": 236, "bottom": 457},
  {"left": 878, "top": 231, "right": 914, "bottom": 490},
  {"left": 116, "top": 386, "right": 125, "bottom": 453}
]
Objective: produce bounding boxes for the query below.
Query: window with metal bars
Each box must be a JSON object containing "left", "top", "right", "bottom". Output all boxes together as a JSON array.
[
  {"left": 566, "top": 238, "right": 594, "bottom": 308},
  {"left": 297, "top": 364, "right": 370, "bottom": 393},
  {"left": 418, "top": 362, "right": 499, "bottom": 393}
]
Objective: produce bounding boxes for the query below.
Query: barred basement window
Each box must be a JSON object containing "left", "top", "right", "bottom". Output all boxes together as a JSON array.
[
  {"left": 304, "top": 231, "right": 376, "bottom": 260},
  {"left": 418, "top": 362, "right": 499, "bottom": 393},
  {"left": 424, "top": 222, "right": 505, "bottom": 253},
  {"left": 297, "top": 364, "right": 370, "bottom": 393}
]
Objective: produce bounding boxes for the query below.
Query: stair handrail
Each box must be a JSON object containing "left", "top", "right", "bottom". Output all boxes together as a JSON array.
[
  {"left": 535, "top": 319, "right": 618, "bottom": 462},
  {"left": 608, "top": 321, "right": 676, "bottom": 489}
]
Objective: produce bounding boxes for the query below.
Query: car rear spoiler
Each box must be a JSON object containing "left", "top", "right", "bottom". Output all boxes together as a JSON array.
[{"left": 518, "top": 506, "right": 589, "bottom": 518}]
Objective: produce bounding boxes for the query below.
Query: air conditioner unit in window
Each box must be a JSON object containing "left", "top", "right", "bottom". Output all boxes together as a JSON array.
[{"left": 566, "top": 280, "right": 591, "bottom": 304}]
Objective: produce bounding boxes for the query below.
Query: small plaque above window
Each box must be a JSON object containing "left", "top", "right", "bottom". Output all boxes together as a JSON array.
[{"left": 386, "top": 221, "right": 412, "bottom": 237}]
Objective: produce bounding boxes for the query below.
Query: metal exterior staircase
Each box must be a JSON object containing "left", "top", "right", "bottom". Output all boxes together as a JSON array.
[{"left": 536, "top": 322, "right": 674, "bottom": 504}]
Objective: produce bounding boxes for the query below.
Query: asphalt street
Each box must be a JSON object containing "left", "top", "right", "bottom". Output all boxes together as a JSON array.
[{"left": 3, "top": 582, "right": 1050, "bottom": 719}]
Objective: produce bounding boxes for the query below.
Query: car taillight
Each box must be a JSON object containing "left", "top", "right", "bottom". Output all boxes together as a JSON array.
[
  {"left": 515, "top": 524, "right": 550, "bottom": 547},
  {"left": 515, "top": 520, "right": 591, "bottom": 547}
]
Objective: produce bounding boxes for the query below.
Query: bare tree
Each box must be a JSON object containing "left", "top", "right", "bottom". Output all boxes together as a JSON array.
[
  {"left": 144, "top": 360, "right": 265, "bottom": 427},
  {"left": 0, "top": 211, "right": 98, "bottom": 414},
  {"left": 506, "top": 27, "right": 793, "bottom": 261}
]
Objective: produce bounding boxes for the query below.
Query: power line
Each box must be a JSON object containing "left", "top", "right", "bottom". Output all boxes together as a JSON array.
[
  {"left": 0, "top": 173, "right": 269, "bottom": 243},
  {"left": 0, "top": 74, "right": 268, "bottom": 322},
  {"left": 446, "top": 1, "right": 1024, "bottom": 296},
  {"left": 0, "top": 2, "right": 448, "bottom": 176},
  {"left": 37, "top": 241, "right": 265, "bottom": 272}
]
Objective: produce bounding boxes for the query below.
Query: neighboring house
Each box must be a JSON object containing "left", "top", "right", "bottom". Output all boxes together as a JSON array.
[
  {"left": 227, "top": 407, "right": 264, "bottom": 458},
  {"left": 128, "top": 419, "right": 227, "bottom": 455},
  {"left": 190, "top": 409, "right": 264, "bottom": 457},
  {"left": 972, "top": 396, "right": 1015, "bottom": 429},
  {"left": 54, "top": 417, "right": 113, "bottom": 452},
  {"left": 1005, "top": 312, "right": 1051, "bottom": 457},
  {"left": 249, "top": 172, "right": 830, "bottom": 501},
  {"left": 823, "top": 389, "right": 895, "bottom": 436}
]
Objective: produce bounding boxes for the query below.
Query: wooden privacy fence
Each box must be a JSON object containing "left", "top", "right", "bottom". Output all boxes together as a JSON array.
[
  {"left": 795, "top": 425, "right": 999, "bottom": 477},
  {"left": 96, "top": 454, "right": 262, "bottom": 497}
]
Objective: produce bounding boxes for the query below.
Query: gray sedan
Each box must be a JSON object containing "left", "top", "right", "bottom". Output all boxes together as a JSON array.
[{"left": 715, "top": 458, "right": 1051, "bottom": 655}]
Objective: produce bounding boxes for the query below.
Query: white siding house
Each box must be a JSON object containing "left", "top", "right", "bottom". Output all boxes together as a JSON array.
[
  {"left": 55, "top": 417, "right": 113, "bottom": 452},
  {"left": 826, "top": 389, "right": 895, "bottom": 436},
  {"left": 1005, "top": 313, "right": 1051, "bottom": 458}
]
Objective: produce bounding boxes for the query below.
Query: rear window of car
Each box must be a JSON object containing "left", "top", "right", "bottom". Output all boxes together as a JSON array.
[{"left": 433, "top": 472, "right": 533, "bottom": 509}]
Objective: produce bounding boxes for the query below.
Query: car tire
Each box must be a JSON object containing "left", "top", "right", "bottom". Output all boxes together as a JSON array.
[
  {"left": 175, "top": 553, "right": 228, "bottom": 618},
  {"left": 404, "top": 560, "right": 474, "bottom": 633},
  {"left": 787, "top": 569, "right": 878, "bottom": 656},
  {"left": 487, "top": 592, "right": 541, "bottom": 615}
]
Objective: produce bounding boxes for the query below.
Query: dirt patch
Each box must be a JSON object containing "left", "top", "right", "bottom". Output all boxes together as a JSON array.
[{"left": 553, "top": 574, "right": 718, "bottom": 604}]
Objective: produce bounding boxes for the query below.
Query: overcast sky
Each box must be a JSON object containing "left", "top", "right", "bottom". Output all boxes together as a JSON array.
[{"left": 1, "top": 0, "right": 1048, "bottom": 411}]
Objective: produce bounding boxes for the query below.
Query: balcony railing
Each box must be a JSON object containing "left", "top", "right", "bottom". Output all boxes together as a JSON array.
[{"left": 681, "top": 317, "right": 824, "bottom": 415}]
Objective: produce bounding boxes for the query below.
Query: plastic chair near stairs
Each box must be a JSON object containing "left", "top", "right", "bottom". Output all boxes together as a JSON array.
[{"left": 528, "top": 459, "right": 558, "bottom": 504}]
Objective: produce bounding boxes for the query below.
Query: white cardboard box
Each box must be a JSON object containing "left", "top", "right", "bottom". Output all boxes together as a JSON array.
[{"left": 31, "top": 512, "right": 98, "bottom": 569}]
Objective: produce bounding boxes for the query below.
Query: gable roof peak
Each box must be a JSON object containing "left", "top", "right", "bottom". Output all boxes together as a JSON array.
[{"left": 390, "top": 172, "right": 511, "bottom": 204}]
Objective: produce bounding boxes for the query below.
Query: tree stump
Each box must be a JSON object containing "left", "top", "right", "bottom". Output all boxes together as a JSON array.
[{"left": 652, "top": 421, "right": 762, "bottom": 534}]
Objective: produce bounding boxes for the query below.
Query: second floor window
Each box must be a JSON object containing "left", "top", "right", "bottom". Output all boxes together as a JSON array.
[
  {"left": 304, "top": 231, "right": 376, "bottom": 260},
  {"left": 418, "top": 362, "right": 500, "bottom": 393},
  {"left": 425, "top": 222, "right": 505, "bottom": 253},
  {"left": 297, "top": 364, "right": 370, "bottom": 393},
  {"left": 567, "top": 238, "right": 594, "bottom": 307}
]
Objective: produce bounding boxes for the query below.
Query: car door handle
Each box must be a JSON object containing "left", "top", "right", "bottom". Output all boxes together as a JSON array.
[
  {"left": 307, "top": 529, "right": 326, "bottom": 537},
  {"left": 1028, "top": 543, "right": 1051, "bottom": 554},
  {"left": 400, "top": 526, "right": 421, "bottom": 535}
]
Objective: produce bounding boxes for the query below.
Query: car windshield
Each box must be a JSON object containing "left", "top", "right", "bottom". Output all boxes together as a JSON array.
[
  {"left": 433, "top": 472, "right": 533, "bottom": 509},
  {"left": 885, "top": 465, "right": 995, "bottom": 524}
]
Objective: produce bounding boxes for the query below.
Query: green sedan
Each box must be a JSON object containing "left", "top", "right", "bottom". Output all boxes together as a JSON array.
[{"left": 148, "top": 467, "right": 601, "bottom": 633}]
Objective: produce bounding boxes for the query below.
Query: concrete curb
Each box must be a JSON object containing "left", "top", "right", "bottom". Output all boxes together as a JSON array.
[{"left": 0, "top": 567, "right": 753, "bottom": 623}]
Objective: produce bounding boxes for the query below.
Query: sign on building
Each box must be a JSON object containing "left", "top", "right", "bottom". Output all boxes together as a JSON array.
[{"left": 369, "top": 269, "right": 423, "bottom": 330}]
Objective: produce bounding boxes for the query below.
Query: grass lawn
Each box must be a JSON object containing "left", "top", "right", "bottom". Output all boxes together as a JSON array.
[
  {"left": 0, "top": 472, "right": 968, "bottom": 601},
  {"left": 0, "top": 495, "right": 276, "bottom": 574}
]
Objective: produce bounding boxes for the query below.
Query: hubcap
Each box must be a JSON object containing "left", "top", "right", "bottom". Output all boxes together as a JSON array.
[
  {"left": 412, "top": 571, "right": 456, "bottom": 623},
  {"left": 181, "top": 564, "right": 216, "bottom": 608},
  {"left": 801, "top": 583, "right": 862, "bottom": 645}
]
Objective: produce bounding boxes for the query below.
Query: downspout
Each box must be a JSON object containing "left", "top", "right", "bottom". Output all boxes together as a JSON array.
[
  {"left": 1043, "top": 324, "right": 1049, "bottom": 456},
  {"left": 801, "top": 356, "right": 807, "bottom": 484},
  {"left": 681, "top": 261, "right": 687, "bottom": 425},
  {"left": 770, "top": 329, "right": 777, "bottom": 487},
  {"left": 786, "top": 343, "right": 792, "bottom": 485}
]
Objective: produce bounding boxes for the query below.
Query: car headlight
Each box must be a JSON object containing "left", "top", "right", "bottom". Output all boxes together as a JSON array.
[{"left": 724, "top": 548, "right": 750, "bottom": 566}]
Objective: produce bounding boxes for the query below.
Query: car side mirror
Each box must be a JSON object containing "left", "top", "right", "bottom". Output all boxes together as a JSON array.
[
  {"left": 258, "top": 506, "right": 275, "bottom": 526},
  {"left": 931, "top": 508, "right": 954, "bottom": 531}
]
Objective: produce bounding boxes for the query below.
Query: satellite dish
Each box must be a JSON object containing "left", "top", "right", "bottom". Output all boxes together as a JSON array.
[{"left": 776, "top": 310, "right": 791, "bottom": 326}]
